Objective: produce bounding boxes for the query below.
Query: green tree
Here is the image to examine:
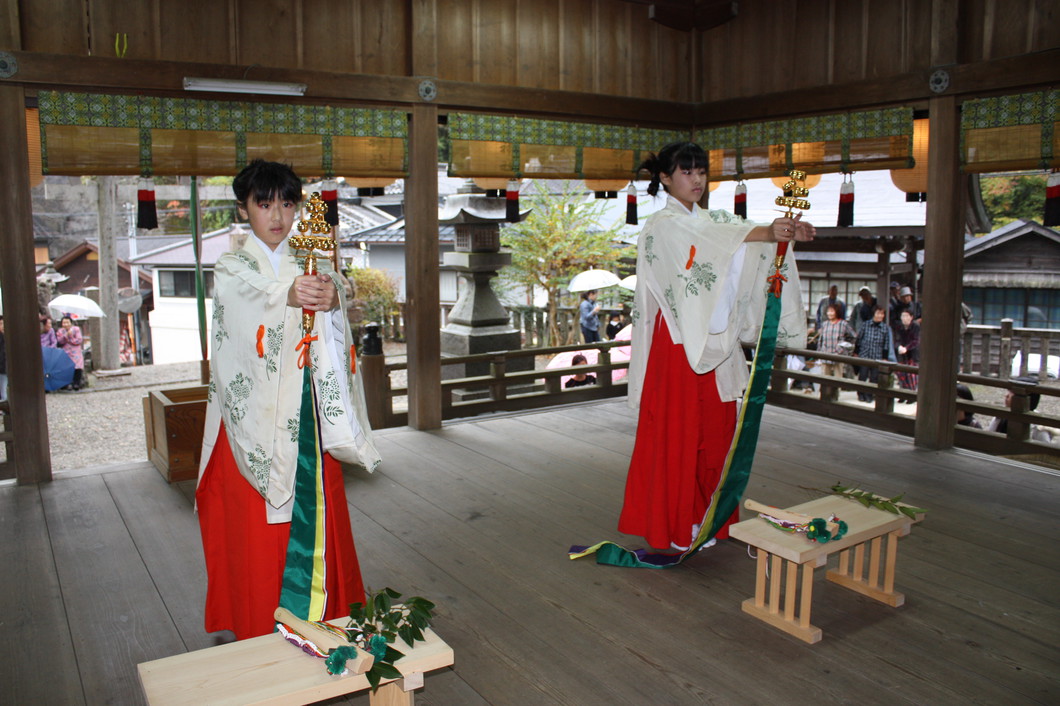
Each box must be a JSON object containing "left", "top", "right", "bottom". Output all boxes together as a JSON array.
[
  {"left": 500, "top": 184, "right": 631, "bottom": 345},
  {"left": 345, "top": 266, "right": 400, "bottom": 332},
  {"left": 980, "top": 174, "right": 1046, "bottom": 230}
]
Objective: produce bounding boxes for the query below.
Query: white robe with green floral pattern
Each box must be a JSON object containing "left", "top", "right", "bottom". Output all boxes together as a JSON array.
[
  {"left": 628, "top": 198, "right": 807, "bottom": 406},
  {"left": 198, "top": 236, "right": 380, "bottom": 522}
]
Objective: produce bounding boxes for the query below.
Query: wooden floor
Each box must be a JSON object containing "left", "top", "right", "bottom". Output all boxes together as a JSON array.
[{"left": 2, "top": 401, "right": 1058, "bottom": 705}]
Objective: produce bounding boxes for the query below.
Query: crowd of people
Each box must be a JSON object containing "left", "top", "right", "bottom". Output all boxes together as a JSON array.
[
  {"left": 804, "top": 281, "right": 923, "bottom": 403},
  {"left": 37, "top": 313, "right": 86, "bottom": 392}
]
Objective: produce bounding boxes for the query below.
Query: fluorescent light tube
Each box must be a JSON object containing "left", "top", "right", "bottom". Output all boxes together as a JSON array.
[{"left": 182, "top": 77, "right": 307, "bottom": 96}]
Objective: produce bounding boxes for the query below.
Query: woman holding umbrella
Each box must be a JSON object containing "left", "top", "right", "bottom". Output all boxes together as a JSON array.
[{"left": 55, "top": 315, "right": 85, "bottom": 390}]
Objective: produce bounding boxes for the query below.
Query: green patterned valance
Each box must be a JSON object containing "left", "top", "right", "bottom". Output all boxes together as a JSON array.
[
  {"left": 961, "top": 89, "right": 1058, "bottom": 172},
  {"left": 448, "top": 113, "right": 687, "bottom": 179},
  {"left": 695, "top": 107, "right": 914, "bottom": 181},
  {"left": 36, "top": 91, "right": 408, "bottom": 178}
]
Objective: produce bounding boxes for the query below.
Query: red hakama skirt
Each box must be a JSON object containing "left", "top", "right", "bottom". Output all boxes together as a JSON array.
[
  {"left": 618, "top": 313, "right": 738, "bottom": 550},
  {"left": 196, "top": 423, "right": 365, "bottom": 640}
]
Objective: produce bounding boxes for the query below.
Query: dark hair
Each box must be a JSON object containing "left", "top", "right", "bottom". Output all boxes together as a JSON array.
[
  {"left": 581, "top": 290, "right": 597, "bottom": 299},
  {"left": 233, "top": 159, "right": 303, "bottom": 206},
  {"left": 61, "top": 315, "right": 74, "bottom": 325},
  {"left": 639, "top": 142, "right": 709, "bottom": 197},
  {"left": 571, "top": 354, "right": 588, "bottom": 365},
  {"left": 956, "top": 384, "right": 976, "bottom": 427},
  {"left": 873, "top": 306, "right": 887, "bottom": 315}
]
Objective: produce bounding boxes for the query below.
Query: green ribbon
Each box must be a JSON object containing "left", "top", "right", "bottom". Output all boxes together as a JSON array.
[
  {"left": 568, "top": 286, "right": 783, "bottom": 568},
  {"left": 279, "top": 366, "right": 325, "bottom": 616}
]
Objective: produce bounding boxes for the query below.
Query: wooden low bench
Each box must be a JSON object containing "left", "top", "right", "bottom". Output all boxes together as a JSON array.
[
  {"left": 138, "top": 625, "right": 453, "bottom": 706},
  {"left": 729, "top": 495, "right": 923, "bottom": 644}
]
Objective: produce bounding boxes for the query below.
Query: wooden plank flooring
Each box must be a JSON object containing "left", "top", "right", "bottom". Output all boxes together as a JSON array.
[{"left": 1, "top": 401, "right": 1057, "bottom": 705}]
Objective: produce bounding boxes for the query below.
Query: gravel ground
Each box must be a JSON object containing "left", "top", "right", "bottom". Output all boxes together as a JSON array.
[
  {"left": 43, "top": 361, "right": 203, "bottom": 471},
  {"left": 5, "top": 352, "right": 1056, "bottom": 473}
]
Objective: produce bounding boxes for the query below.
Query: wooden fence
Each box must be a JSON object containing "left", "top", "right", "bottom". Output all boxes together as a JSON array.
[
  {"left": 962, "top": 319, "right": 1060, "bottom": 380},
  {"left": 359, "top": 335, "right": 631, "bottom": 429},
  {"left": 356, "top": 331, "right": 1059, "bottom": 460},
  {"left": 369, "top": 304, "right": 626, "bottom": 348}
]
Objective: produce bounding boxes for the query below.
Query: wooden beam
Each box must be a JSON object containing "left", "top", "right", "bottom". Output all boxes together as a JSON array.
[
  {"left": 0, "top": 83, "right": 51, "bottom": 483},
  {"left": 693, "top": 48, "right": 1060, "bottom": 127},
  {"left": 0, "top": 50, "right": 691, "bottom": 128},
  {"left": 648, "top": 1, "right": 737, "bottom": 32},
  {"left": 404, "top": 102, "right": 442, "bottom": 431},
  {"left": 6, "top": 45, "right": 1053, "bottom": 129},
  {"left": 914, "top": 94, "right": 964, "bottom": 451}
]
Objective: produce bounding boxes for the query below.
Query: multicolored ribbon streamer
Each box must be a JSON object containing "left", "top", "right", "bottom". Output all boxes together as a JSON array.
[
  {"left": 278, "top": 365, "right": 330, "bottom": 619},
  {"left": 569, "top": 246, "right": 789, "bottom": 569}
]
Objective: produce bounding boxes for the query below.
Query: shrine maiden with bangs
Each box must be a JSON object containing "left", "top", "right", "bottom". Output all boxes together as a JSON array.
[
  {"left": 196, "top": 159, "right": 380, "bottom": 640},
  {"left": 617, "top": 141, "right": 814, "bottom": 553}
]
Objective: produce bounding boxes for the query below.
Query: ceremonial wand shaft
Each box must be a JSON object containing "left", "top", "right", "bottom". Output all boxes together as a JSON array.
[
  {"left": 769, "top": 170, "right": 811, "bottom": 296},
  {"left": 289, "top": 192, "right": 337, "bottom": 340}
]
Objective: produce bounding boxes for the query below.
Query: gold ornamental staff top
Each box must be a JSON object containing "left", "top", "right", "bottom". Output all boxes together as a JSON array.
[
  {"left": 289, "top": 191, "right": 336, "bottom": 335},
  {"left": 775, "top": 169, "right": 812, "bottom": 218}
]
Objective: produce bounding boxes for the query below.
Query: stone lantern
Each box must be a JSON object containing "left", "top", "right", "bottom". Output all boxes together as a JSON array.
[{"left": 440, "top": 180, "right": 532, "bottom": 394}]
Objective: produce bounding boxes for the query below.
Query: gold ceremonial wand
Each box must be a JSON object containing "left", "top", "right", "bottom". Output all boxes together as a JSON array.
[
  {"left": 768, "top": 169, "right": 812, "bottom": 297},
  {"left": 288, "top": 192, "right": 337, "bottom": 337}
]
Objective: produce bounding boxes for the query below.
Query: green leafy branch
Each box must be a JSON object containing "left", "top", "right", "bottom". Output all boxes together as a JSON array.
[
  {"left": 830, "top": 484, "right": 927, "bottom": 520},
  {"left": 326, "top": 587, "right": 436, "bottom": 692}
]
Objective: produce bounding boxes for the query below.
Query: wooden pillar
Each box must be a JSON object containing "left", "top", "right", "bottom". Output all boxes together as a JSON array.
[
  {"left": 914, "top": 95, "right": 964, "bottom": 450},
  {"left": 0, "top": 83, "right": 52, "bottom": 483},
  {"left": 97, "top": 175, "right": 120, "bottom": 370},
  {"left": 404, "top": 0, "right": 441, "bottom": 430},
  {"left": 404, "top": 102, "right": 442, "bottom": 430}
]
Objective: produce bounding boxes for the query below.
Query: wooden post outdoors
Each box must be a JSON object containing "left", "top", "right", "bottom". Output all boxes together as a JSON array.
[
  {"left": 403, "top": 102, "right": 442, "bottom": 430},
  {"left": 915, "top": 94, "right": 965, "bottom": 450},
  {"left": 0, "top": 83, "right": 51, "bottom": 483},
  {"left": 97, "top": 175, "right": 121, "bottom": 370}
]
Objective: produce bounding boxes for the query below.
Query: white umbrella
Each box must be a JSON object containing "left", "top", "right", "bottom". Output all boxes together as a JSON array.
[
  {"left": 49, "top": 293, "right": 106, "bottom": 318},
  {"left": 618, "top": 274, "right": 637, "bottom": 291},
  {"left": 567, "top": 268, "right": 620, "bottom": 293}
]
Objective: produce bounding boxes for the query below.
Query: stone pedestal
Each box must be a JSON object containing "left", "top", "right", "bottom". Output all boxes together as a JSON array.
[{"left": 438, "top": 189, "right": 534, "bottom": 400}]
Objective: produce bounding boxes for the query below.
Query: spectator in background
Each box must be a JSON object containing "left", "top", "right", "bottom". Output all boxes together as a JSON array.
[
  {"left": 564, "top": 354, "right": 597, "bottom": 388},
  {"left": 891, "top": 285, "right": 922, "bottom": 324},
  {"left": 55, "top": 315, "right": 85, "bottom": 391},
  {"left": 848, "top": 286, "right": 877, "bottom": 334},
  {"left": 987, "top": 377, "right": 1058, "bottom": 444},
  {"left": 893, "top": 310, "right": 919, "bottom": 401},
  {"left": 815, "top": 283, "right": 846, "bottom": 329},
  {"left": 579, "top": 290, "right": 602, "bottom": 343},
  {"left": 40, "top": 315, "right": 57, "bottom": 348},
  {"left": 854, "top": 306, "right": 897, "bottom": 403},
  {"left": 605, "top": 312, "right": 624, "bottom": 340},
  {"left": 888, "top": 281, "right": 901, "bottom": 315},
  {"left": 816, "top": 304, "right": 856, "bottom": 378},
  {"left": 956, "top": 384, "right": 982, "bottom": 429}
]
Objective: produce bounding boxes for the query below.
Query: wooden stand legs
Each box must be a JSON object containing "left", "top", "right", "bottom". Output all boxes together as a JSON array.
[
  {"left": 826, "top": 528, "right": 908, "bottom": 607},
  {"left": 741, "top": 528, "right": 908, "bottom": 644},
  {"left": 741, "top": 551, "right": 825, "bottom": 644}
]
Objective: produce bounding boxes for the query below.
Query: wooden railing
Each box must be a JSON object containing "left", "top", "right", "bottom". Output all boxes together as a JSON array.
[
  {"left": 359, "top": 335, "right": 631, "bottom": 429},
  {"left": 769, "top": 346, "right": 1060, "bottom": 458},
  {"left": 368, "top": 304, "right": 626, "bottom": 348},
  {"left": 962, "top": 319, "right": 1060, "bottom": 379},
  {"left": 355, "top": 321, "right": 1059, "bottom": 460}
]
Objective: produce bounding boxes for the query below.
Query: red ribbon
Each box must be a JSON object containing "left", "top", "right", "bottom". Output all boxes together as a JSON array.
[
  {"left": 768, "top": 241, "right": 790, "bottom": 298},
  {"left": 256, "top": 325, "right": 265, "bottom": 357},
  {"left": 296, "top": 334, "right": 318, "bottom": 369}
]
